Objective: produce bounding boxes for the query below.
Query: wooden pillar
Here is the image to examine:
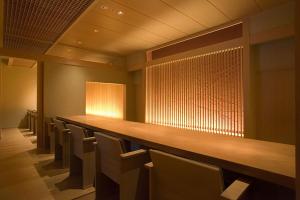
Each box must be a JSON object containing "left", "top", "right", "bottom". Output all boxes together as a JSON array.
[
  {"left": 37, "top": 61, "right": 45, "bottom": 151},
  {"left": 0, "top": 0, "right": 3, "bottom": 137},
  {"left": 0, "top": 61, "right": 3, "bottom": 139},
  {"left": 296, "top": 1, "right": 300, "bottom": 198},
  {"left": 242, "top": 19, "right": 256, "bottom": 139},
  {"left": 0, "top": 0, "right": 3, "bottom": 48}
]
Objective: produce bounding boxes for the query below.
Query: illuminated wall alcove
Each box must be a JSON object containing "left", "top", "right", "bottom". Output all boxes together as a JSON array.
[
  {"left": 86, "top": 82, "right": 126, "bottom": 119},
  {"left": 146, "top": 47, "right": 244, "bottom": 137}
]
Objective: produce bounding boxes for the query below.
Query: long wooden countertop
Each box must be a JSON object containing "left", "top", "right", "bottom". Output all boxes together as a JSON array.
[{"left": 57, "top": 115, "right": 295, "bottom": 189}]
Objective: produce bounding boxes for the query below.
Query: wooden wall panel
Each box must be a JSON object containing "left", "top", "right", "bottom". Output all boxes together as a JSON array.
[
  {"left": 146, "top": 47, "right": 244, "bottom": 136},
  {"left": 86, "top": 82, "right": 125, "bottom": 119}
]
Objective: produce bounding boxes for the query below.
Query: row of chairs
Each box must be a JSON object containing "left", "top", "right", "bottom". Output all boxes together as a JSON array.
[
  {"left": 51, "top": 119, "right": 250, "bottom": 200},
  {"left": 27, "top": 110, "right": 37, "bottom": 134}
]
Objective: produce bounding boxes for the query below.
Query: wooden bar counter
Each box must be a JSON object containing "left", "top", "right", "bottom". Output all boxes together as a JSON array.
[{"left": 57, "top": 115, "right": 295, "bottom": 189}]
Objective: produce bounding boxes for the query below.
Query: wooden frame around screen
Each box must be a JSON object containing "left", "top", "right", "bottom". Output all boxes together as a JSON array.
[{"left": 145, "top": 20, "right": 254, "bottom": 138}]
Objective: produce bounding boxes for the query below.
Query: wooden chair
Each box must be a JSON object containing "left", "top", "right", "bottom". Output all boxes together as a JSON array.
[
  {"left": 27, "top": 110, "right": 31, "bottom": 131},
  {"left": 30, "top": 111, "right": 35, "bottom": 132},
  {"left": 33, "top": 111, "right": 38, "bottom": 135},
  {"left": 46, "top": 118, "right": 56, "bottom": 153},
  {"left": 94, "top": 132, "right": 149, "bottom": 200},
  {"left": 53, "top": 119, "right": 71, "bottom": 168},
  {"left": 146, "top": 149, "right": 250, "bottom": 200},
  {"left": 66, "top": 124, "right": 96, "bottom": 189}
]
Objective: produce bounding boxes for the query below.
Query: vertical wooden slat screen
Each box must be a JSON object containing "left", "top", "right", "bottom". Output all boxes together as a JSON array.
[
  {"left": 146, "top": 47, "right": 244, "bottom": 137},
  {"left": 86, "top": 82, "right": 125, "bottom": 119}
]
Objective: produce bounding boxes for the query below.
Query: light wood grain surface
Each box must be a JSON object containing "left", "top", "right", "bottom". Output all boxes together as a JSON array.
[{"left": 57, "top": 115, "right": 295, "bottom": 189}]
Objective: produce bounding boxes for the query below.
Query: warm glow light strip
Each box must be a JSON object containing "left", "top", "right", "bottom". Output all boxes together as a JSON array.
[
  {"left": 86, "top": 82, "right": 125, "bottom": 119},
  {"left": 146, "top": 47, "right": 244, "bottom": 137}
]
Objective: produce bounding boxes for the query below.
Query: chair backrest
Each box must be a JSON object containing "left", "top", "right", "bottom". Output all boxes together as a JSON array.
[
  {"left": 53, "top": 119, "right": 66, "bottom": 145},
  {"left": 94, "top": 132, "right": 127, "bottom": 184},
  {"left": 66, "top": 124, "right": 86, "bottom": 159},
  {"left": 149, "top": 150, "right": 224, "bottom": 200}
]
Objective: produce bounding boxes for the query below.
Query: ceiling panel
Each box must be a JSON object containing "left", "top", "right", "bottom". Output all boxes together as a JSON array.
[
  {"left": 208, "top": 0, "right": 260, "bottom": 19},
  {"left": 60, "top": 23, "right": 154, "bottom": 55},
  {"left": 111, "top": 0, "right": 206, "bottom": 34},
  {"left": 161, "top": 0, "right": 229, "bottom": 27},
  {"left": 81, "top": 12, "right": 167, "bottom": 45},
  {"left": 49, "top": 0, "right": 294, "bottom": 62},
  {"left": 93, "top": 0, "right": 185, "bottom": 40}
]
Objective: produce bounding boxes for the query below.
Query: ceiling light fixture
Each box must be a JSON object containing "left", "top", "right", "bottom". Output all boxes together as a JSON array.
[
  {"left": 117, "top": 10, "right": 124, "bottom": 15},
  {"left": 77, "top": 41, "right": 82, "bottom": 45},
  {"left": 100, "top": 5, "right": 108, "bottom": 10},
  {"left": 94, "top": 29, "right": 99, "bottom": 33}
]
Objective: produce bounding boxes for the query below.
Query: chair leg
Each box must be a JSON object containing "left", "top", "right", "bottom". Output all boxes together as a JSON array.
[
  {"left": 50, "top": 132, "right": 55, "bottom": 153},
  {"left": 96, "top": 172, "right": 119, "bottom": 200},
  {"left": 82, "top": 151, "right": 95, "bottom": 189},
  {"left": 55, "top": 144, "right": 62, "bottom": 161},
  {"left": 120, "top": 168, "right": 149, "bottom": 200},
  {"left": 69, "top": 155, "right": 82, "bottom": 176},
  {"left": 62, "top": 135, "right": 70, "bottom": 168}
]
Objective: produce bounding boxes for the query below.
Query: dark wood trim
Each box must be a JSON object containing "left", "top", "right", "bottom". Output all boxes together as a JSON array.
[
  {"left": 37, "top": 61, "right": 45, "bottom": 151},
  {"left": 150, "top": 23, "right": 243, "bottom": 60},
  {"left": 296, "top": 0, "right": 300, "bottom": 198}
]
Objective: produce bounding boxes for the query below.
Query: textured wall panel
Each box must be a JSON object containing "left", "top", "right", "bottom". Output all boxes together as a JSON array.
[
  {"left": 86, "top": 82, "right": 125, "bottom": 119},
  {"left": 4, "top": 0, "right": 95, "bottom": 54},
  {"left": 146, "top": 47, "right": 244, "bottom": 136}
]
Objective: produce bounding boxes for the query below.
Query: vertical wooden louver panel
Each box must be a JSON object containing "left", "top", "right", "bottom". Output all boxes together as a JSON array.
[
  {"left": 146, "top": 47, "right": 244, "bottom": 137},
  {"left": 4, "top": 0, "right": 95, "bottom": 54},
  {"left": 86, "top": 82, "right": 125, "bottom": 119}
]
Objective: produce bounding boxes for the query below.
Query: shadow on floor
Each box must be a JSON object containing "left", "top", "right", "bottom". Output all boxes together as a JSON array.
[
  {"left": 19, "top": 129, "right": 29, "bottom": 132},
  {"left": 55, "top": 175, "right": 83, "bottom": 191},
  {"left": 34, "top": 159, "right": 68, "bottom": 177},
  {"left": 73, "top": 191, "right": 95, "bottom": 200},
  {"left": 27, "top": 148, "right": 49, "bottom": 155}
]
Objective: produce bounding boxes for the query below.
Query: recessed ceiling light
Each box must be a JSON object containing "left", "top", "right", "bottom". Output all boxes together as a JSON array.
[
  {"left": 100, "top": 5, "right": 108, "bottom": 10},
  {"left": 77, "top": 41, "right": 82, "bottom": 45},
  {"left": 117, "top": 10, "right": 124, "bottom": 15},
  {"left": 94, "top": 29, "right": 99, "bottom": 33}
]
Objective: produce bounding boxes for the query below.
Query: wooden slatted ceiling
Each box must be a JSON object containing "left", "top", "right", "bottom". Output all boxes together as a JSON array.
[
  {"left": 49, "top": 0, "right": 292, "bottom": 57},
  {"left": 4, "top": 0, "right": 95, "bottom": 55}
]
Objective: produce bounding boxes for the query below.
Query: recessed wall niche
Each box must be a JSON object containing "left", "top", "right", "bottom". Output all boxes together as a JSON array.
[{"left": 85, "top": 82, "right": 126, "bottom": 119}]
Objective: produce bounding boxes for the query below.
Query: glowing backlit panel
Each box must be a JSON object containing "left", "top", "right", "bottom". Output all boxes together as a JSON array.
[
  {"left": 86, "top": 82, "right": 125, "bottom": 119},
  {"left": 146, "top": 47, "right": 244, "bottom": 137}
]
